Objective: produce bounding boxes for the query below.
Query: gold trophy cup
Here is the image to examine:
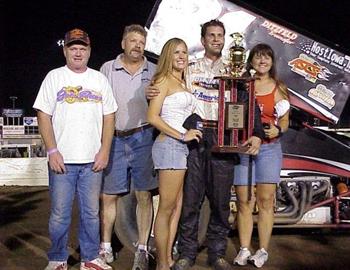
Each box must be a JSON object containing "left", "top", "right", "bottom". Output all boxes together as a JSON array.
[{"left": 228, "top": 32, "right": 246, "bottom": 77}]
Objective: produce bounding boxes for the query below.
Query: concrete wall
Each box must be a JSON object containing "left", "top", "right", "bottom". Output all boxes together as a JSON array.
[{"left": 0, "top": 157, "right": 48, "bottom": 186}]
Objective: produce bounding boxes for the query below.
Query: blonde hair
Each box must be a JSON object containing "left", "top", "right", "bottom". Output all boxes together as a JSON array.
[{"left": 152, "top": 38, "right": 188, "bottom": 84}]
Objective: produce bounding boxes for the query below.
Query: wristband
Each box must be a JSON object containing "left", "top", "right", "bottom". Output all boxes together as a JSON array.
[
  {"left": 276, "top": 125, "right": 283, "bottom": 137},
  {"left": 179, "top": 133, "right": 185, "bottom": 142},
  {"left": 47, "top": 148, "right": 58, "bottom": 156}
]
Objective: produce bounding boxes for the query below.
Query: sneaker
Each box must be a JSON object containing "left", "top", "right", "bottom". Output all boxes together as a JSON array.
[
  {"left": 210, "top": 258, "right": 232, "bottom": 270},
  {"left": 44, "top": 261, "right": 67, "bottom": 270},
  {"left": 233, "top": 247, "right": 251, "bottom": 266},
  {"left": 80, "top": 258, "right": 112, "bottom": 270},
  {"left": 99, "top": 247, "right": 114, "bottom": 264},
  {"left": 248, "top": 248, "right": 268, "bottom": 268},
  {"left": 132, "top": 250, "right": 149, "bottom": 270},
  {"left": 174, "top": 257, "right": 193, "bottom": 270}
]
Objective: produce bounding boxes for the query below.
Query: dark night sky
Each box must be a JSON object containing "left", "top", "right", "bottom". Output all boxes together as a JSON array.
[{"left": 1, "top": 0, "right": 349, "bottom": 117}]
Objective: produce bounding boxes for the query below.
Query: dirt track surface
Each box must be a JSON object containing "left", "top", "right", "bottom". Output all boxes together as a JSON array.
[{"left": 1, "top": 186, "right": 350, "bottom": 270}]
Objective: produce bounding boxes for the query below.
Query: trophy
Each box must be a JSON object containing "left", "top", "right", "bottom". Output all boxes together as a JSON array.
[
  {"left": 228, "top": 32, "right": 246, "bottom": 77},
  {"left": 212, "top": 33, "right": 256, "bottom": 153}
]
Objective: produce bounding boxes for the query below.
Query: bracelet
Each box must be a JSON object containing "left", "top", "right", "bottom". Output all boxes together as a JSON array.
[
  {"left": 47, "top": 148, "right": 58, "bottom": 156},
  {"left": 179, "top": 133, "right": 185, "bottom": 142}
]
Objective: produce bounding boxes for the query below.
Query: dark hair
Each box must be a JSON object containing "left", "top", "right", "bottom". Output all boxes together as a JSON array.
[
  {"left": 246, "top": 43, "right": 276, "bottom": 80},
  {"left": 201, "top": 19, "right": 225, "bottom": 38},
  {"left": 247, "top": 43, "right": 289, "bottom": 99}
]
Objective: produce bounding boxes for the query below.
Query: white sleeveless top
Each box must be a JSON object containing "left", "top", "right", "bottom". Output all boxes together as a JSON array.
[{"left": 160, "top": 91, "right": 198, "bottom": 134}]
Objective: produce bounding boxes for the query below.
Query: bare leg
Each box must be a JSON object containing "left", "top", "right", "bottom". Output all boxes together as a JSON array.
[
  {"left": 100, "top": 193, "right": 118, "bottom": 242},
  {"left": 135, "top": 190, "right": 153, "bottom": 247},
  {"left": 235, "top": 185, "right": 256, "bottom": 248},
  {"left": 167, "top": 187, "right": 183, "bottom": 267},
  {"left": 155, "top": 170, "right": 186, "bottom": 270},
  {"left": 256, "top": 184, "right": 276, "bottom": 250}
]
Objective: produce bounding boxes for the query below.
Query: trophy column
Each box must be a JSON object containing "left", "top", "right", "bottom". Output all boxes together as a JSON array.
[{"left": 212, "top": 76, "right": 255, "bottom": 153}]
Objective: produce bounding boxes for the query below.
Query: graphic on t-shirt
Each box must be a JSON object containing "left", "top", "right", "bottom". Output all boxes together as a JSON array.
[{"left": 56, "top": 86, "right": 102, "bottom": 104}]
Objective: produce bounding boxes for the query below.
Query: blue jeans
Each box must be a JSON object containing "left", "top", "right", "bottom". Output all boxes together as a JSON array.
[
  {"left": 102, "top": 127, "right": 158, "bottom": 194},
  {"left": 47, "top": 163, "right": 102, "bottom": 262}
]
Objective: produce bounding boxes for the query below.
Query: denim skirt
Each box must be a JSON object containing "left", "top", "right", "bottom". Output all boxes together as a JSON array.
[{"left": 152, "top": 135, "right": 189, "bottom": 170}]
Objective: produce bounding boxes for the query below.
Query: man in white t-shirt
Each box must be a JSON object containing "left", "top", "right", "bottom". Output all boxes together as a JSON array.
[{"left": 33, "top": 28, "right": 117, "bottom": 270}]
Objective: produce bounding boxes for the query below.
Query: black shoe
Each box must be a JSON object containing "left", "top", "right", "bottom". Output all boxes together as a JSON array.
[
  {"left": 210, "top": 258, "right": 232, "bottom": 270},
  {"left": 174, "top": 257, "right": 193, "bottom": 270}
]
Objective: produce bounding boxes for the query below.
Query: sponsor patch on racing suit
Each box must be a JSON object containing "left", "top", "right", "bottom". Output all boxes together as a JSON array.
[{"left": 186, "top": 57, "right": 230, "bottom": 121}]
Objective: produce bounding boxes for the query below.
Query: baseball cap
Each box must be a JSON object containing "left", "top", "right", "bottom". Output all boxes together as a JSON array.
[{"left": 64, "top": 28, "right": 90, "bottom": 46}]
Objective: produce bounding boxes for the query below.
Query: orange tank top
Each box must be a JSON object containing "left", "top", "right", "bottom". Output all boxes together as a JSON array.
[{"left": 256, "top": 85, "right": 277, "bottom": 126}]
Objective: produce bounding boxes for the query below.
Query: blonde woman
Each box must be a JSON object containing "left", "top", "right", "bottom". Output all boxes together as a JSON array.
[{"left": 147, "top": 38, "right": 202, "bottom": 270}]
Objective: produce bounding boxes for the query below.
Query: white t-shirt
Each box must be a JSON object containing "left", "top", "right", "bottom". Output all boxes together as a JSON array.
[{"left": 33, "top": 66, "right": 118, "bottom": 163}]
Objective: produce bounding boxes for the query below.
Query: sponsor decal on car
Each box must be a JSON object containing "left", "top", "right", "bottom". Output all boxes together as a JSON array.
[
  {"left": 308, "top": 84, "right": 335, "bottom": 109},
  {"left": 261, "top": 20, "right": 298, "bottom": 44},
  {"left": 288, "top": 54, "right": 332, "bottom": 83}
]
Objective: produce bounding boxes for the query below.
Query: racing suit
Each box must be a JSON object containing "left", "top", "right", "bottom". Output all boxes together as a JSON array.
[{"left": 177, "top": 56, "right": 264, "bottom": 264}]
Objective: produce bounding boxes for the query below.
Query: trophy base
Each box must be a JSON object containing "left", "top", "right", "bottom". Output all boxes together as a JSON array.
[{"left": 211, "top": 145, "right": 249, "bottom": 153}]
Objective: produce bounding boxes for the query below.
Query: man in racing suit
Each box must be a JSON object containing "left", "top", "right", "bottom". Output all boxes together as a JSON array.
[{"left": 175, "top": 20, "right": 264, "bottom": 270}]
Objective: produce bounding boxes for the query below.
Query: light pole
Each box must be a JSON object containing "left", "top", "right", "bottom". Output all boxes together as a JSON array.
[{"left": 9, "top": 96, "right": 18, "bottom": 109}]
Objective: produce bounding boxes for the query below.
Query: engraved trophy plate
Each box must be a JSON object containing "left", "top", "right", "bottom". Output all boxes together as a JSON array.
[{"left": 226, "top": 103, "right": 245, "bottom": 130}]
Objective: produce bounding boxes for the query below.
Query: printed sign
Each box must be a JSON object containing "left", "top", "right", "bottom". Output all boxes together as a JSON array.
[
  {"left": 2, "top": 125, "right": 25, "bottom": 135},
  {"left": 2, "top": 108, "right": 24, "bottom": 117},
  {"left": 23, "top": 117, "right": 38, "bottom": 126}
]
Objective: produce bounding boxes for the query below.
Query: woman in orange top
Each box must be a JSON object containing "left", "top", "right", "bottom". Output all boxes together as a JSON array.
[{"left": 233, "top": 43, "right": 290, "bottom": 268}]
